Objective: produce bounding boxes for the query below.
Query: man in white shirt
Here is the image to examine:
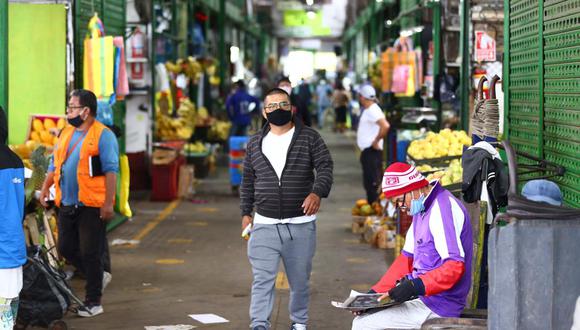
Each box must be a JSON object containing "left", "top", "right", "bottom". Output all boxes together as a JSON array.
[
  {"left": 356, "top": 85, "right": 390, "bottom": 204},
  {"left": 240, "top": 88, "right": 334, "bottom": 330}
]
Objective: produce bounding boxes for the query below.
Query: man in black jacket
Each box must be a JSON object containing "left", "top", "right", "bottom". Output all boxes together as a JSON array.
[{"left": 240, "top": 88, "right": 333, "bottom": 330}]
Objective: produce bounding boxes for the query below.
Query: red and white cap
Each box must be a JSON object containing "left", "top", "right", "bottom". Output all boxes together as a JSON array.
[{"left": 382, "top": 162, "right": 430, "bottom": 198}]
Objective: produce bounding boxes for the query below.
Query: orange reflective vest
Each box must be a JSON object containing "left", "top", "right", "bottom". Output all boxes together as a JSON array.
[{"left": 54, "top": 120, "right": 111, "bottom": 207}]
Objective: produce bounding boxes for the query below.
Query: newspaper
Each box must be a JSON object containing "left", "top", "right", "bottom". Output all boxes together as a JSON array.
[{"left": 331, "top": 290, "right": 400, "bottom": 312}]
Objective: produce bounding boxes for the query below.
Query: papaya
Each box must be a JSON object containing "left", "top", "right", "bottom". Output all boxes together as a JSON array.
[
  {"left": 40, "top": 131, "right": 53, "bottom": 144},
  {"left": 44, "top": 118, "right": 56, "bottom": 130},
  {"left": 57, "top": 118, "right": 66, "bottom": 130},
  {"left": 351, "top": 206, "right": 361, "bottom": 216},
  {"left": 30, "top": 131, "right": 41, "bottom": 142},
  {"left": 355, "top": 199, "right": 368, "bottom": 208},
  {"left": 32, "top": 119, "right": 44, "bottom": 132}
]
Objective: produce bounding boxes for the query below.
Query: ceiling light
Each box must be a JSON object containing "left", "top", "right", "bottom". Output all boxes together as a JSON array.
[
  {"left": 386, "top": 20, "right": 392, "bottom": 26},
  {"left": 307, "top": 10, "right": 316, "bottom": 20},
  {"left": 306, "top": 0, "right": 314, "bottom": 6}
]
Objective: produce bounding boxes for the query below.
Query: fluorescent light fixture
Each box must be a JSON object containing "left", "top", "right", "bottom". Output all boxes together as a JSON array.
[
  {"left": 230, "top": 46, "right": 240, "bottom": 63},
  {"left": 307, "top": 10, "right": 316, "bottom": 20},
  {"left": 386, "top": 19, "right": 392, "bottom": 26},
  {"left": 306, "top": 0, "right": 314, "bottom": 5},
  {"left": 376, "top": 0, "right": 383, "bottom": 2}
]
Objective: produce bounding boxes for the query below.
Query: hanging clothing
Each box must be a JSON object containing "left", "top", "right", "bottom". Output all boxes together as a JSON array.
[{"left": 462, "top": 143, "right": 509, "bottom": 216}]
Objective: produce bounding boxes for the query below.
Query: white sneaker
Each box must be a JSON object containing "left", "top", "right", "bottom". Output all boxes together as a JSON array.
[
  {"left": 77, "top": 304, "right": 104, "bottom": 317},
  {"left": 290, "top": 323, "right": 307, "bottom": 330},
  {"left": 102, "top": 272, "right": 112, "bottom": 292}
]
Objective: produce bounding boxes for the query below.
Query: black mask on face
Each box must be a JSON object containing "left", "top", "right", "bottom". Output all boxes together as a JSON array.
[
  {"left": 266, "top": 109, "right": 292, "bottom": 126},
  {"left": 68, "top": 115, "right": 84, "bottom": 128}
]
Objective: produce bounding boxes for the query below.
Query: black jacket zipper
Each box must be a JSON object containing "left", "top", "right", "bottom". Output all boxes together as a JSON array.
[{"left": 257, "top": 120, "right": 303, "bottom": 220}]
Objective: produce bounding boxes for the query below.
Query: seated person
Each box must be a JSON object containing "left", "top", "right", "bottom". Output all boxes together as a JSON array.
[
  {"left": 352, "top": 163, "right": 473, "bottom": 330},
  {"left": 521, "top": 179, "right": 562, "bottom": 206}
]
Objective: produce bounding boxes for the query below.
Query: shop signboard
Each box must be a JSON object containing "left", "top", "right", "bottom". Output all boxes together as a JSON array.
[{"left": 474, "top": 31, "right": 496, "bottom": 62}]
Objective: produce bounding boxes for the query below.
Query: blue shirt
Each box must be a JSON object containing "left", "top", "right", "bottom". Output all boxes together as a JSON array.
[
  {"left": 0, "top": 167, "right": 26, "bottom": 268},
  {"left": 49, "top": 128, "right": 119, "bottom": 206},
  {"left": 225, "top": 89, "right": 260, "bottom": 126}
]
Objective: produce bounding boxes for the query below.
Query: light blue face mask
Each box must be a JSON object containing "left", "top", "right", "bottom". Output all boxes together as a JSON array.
[{"left": 409, "top": 192, "right": 426, "bottom": 216}]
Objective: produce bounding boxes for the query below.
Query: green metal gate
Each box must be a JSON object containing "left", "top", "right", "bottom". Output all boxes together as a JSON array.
[{"left": 506, "top": 0, "right": 580, "bottom": 207}]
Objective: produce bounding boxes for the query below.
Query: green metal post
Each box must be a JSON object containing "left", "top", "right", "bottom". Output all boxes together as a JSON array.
[
  {"left": 432, "top": 1, "right": 442, "bottom": 131},
  {"left": 0, "top": 0, "right": 8, "bottom": 118},
  {"left": 218, "top": 0, "right": 226, "bottom": 92},
  {"left": 538, "top": 0, "right": 544, "bottom": 158},
  {"left": 460, "top": 0, "right": 470, "bottom": 132},
  {"left": 503, "top": 0, "right": 509, "bottom": 138},
  {"left": 369, "top": 1, "right": 377, "bottom": 53}
]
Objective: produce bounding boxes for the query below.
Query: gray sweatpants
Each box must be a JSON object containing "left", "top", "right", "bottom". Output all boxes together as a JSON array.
[{"left": 247, "top": 221, "right": 317, "bottom": 329}]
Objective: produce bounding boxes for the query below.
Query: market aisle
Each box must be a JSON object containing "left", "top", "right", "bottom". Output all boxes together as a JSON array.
[{"left": 62, "top": 130, "right": 392, "bottom": 330}]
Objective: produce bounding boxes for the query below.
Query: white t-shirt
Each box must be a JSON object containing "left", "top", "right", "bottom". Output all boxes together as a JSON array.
[
  {"left": 0, "top": 267, "right": 23, "bottom": 298},
  {"left": 255, "top": 127, "right": 316, "bottom": 225},
  {"left": 357, "top": 103, "right": 386, "bottom": 150}
]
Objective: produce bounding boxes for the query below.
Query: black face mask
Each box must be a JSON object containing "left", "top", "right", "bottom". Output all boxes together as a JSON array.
[
  {"left": 68, "top": 114, "right": 84, "bottom": 128},
  {"left": 266, "top": 109, "right": 292, "bottom": 126}
]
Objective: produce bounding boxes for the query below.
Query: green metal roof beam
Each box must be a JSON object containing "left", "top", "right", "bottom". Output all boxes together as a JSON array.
[{"left": 343, "top": 1, "right": 393, "bottom": 43}]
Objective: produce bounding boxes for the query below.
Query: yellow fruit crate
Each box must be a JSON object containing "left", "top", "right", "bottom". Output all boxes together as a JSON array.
[{"left": 26, "top": 114, "right": 66, "bottom": 148}]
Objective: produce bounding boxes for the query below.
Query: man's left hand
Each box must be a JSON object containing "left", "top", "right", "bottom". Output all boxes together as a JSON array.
[
  {"left": 100, "top": 204, "right": 115, "bottom": 221},
  {"left": 302, "top": 193, "right": 321, "bottom": 216},
  {"left": 387, "top": 277, "right": 425, "bottom": 303}
]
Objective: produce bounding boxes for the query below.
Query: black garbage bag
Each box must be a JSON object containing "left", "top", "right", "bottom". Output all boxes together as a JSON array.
[{"left": 17, "top": 250, "right": 70, "bottom": 328}]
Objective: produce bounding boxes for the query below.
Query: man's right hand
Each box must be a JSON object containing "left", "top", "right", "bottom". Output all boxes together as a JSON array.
[
  {"left": 39, "top": 189, "right": 49, "bottom": 208},
  {"left": 242, "top": 215, "right": 253, "bottom": 231}
]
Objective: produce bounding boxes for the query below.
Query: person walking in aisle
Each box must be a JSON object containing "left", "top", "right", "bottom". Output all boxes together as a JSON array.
[
  {"left": 356, "top": 85, "right": 390, "bottom": 204},
  {"left": 39, "top": 89, "right": 118, "bottom": 317},
  {"left": 315, "top": 80, "right": 332, "bottom": 129},
  {"left": 332, "top": 83, "right": 350, "bottom": 133},
  {"left": 225, "top": 79, "right": 261, "bottom": 137},
  {"left": 0, "top": 106, "right": 26, "bottom": 330},
  {"left": 240, "top": 87, "right": 334, "bottom": 330}
]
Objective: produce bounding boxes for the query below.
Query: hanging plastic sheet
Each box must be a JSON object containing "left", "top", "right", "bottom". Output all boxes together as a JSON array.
[
  {"left": 113, "top": 37, "right": 129, "bottom": 98},
  {"left": 83, "top": 14, "right": 115, "bottom": 99}
]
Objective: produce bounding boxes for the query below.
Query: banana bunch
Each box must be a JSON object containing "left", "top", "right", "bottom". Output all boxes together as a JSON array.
[
  {"left": 208, "top": 120, "right": 232, "bottom": 142},
  {"left": 368, "top": 61, "right": 382, "bottom": 91},
  {"left": 156, "top": 98, "right": 197, "bottom": 141},
  {"left": 185, "top": 141, "right": 207, "bottom": 154}
]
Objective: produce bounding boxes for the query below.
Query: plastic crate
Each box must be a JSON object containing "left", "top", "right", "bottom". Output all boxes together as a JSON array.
[
  {"left": 544, "top": 0, "right": 580, "bottom": 20},
  {"left": 544, "top": 78, "right": 580, "bottom": 94},
  {"left": 510, "top": 35, "right": 539, "bottom": 54},
  {"left": 544, "top": 123, "right": 580, "bottom": 141},
  {"left": 544, "top": 0, "right": 571, "bottom": 8},
  {"left": 510, "top": 8, "right": 539, "bottom": 28},
  {"left": 511, "top": 141, "right": 541, "bottom": 157},
  {"left": 545, "top": 108, "right": 580, "bottom": 124},
  {"left": 544, "top": 63, "right": 580, "bottom": 79},
  {"left": 544, "top": 94, "right": 580, "bottom": 109},
  {"left": 509, "top": 103, "right": 540, "bottom": 117},
  {"left": 509, "top": 115, "right": 540, "bottom": 130},
  {"left": 510, "top": 23, "right": 539, "bottom": 41},
  {"left": 229, "top": 136, "right": 249, "bottom": 151},
  {"left": 544, "top": 139, "right": 580, "bottom": 158},
  {"left": 545, "top": 151, "right": 580, "bottom": 175},
  {"left": 544, "top": 46, "right": 580, "bottom": 65},
  {"left": 510, "top": 62, "right": 539, "bottom": 77},
  {"left": 510, "top": 0, "right": 538, "bottom": 14},
  {"left": 559, "top": 183, "right": 580, "bottom": 208},
  {"left": 509, "top": 49, "right": 540, "bottom": 65},
  {"left": 544, "top": 12, "right": 580, "bottom": 35},
  {"left": 151, "top": 156, "right": 185, "bottom": 201},
  {"left": 508, "top": 76, "right": 538, "bottom": 90},
  {"left": 510, "top": 90, "right": 540, "bottom": 103},
  {"left": 510, "top": 129, "right": 540, "bottom": 145},
  {"left": 544, "top": 30, "right": 580, "bottom": 50}
]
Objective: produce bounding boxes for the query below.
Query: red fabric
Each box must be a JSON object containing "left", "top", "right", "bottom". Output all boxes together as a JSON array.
[
  {"left": 371, "top": 254, "right": 414, "bottom": 293},
  {"left": 418, "top": 260, "right": 465, "bottom": 296}
]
